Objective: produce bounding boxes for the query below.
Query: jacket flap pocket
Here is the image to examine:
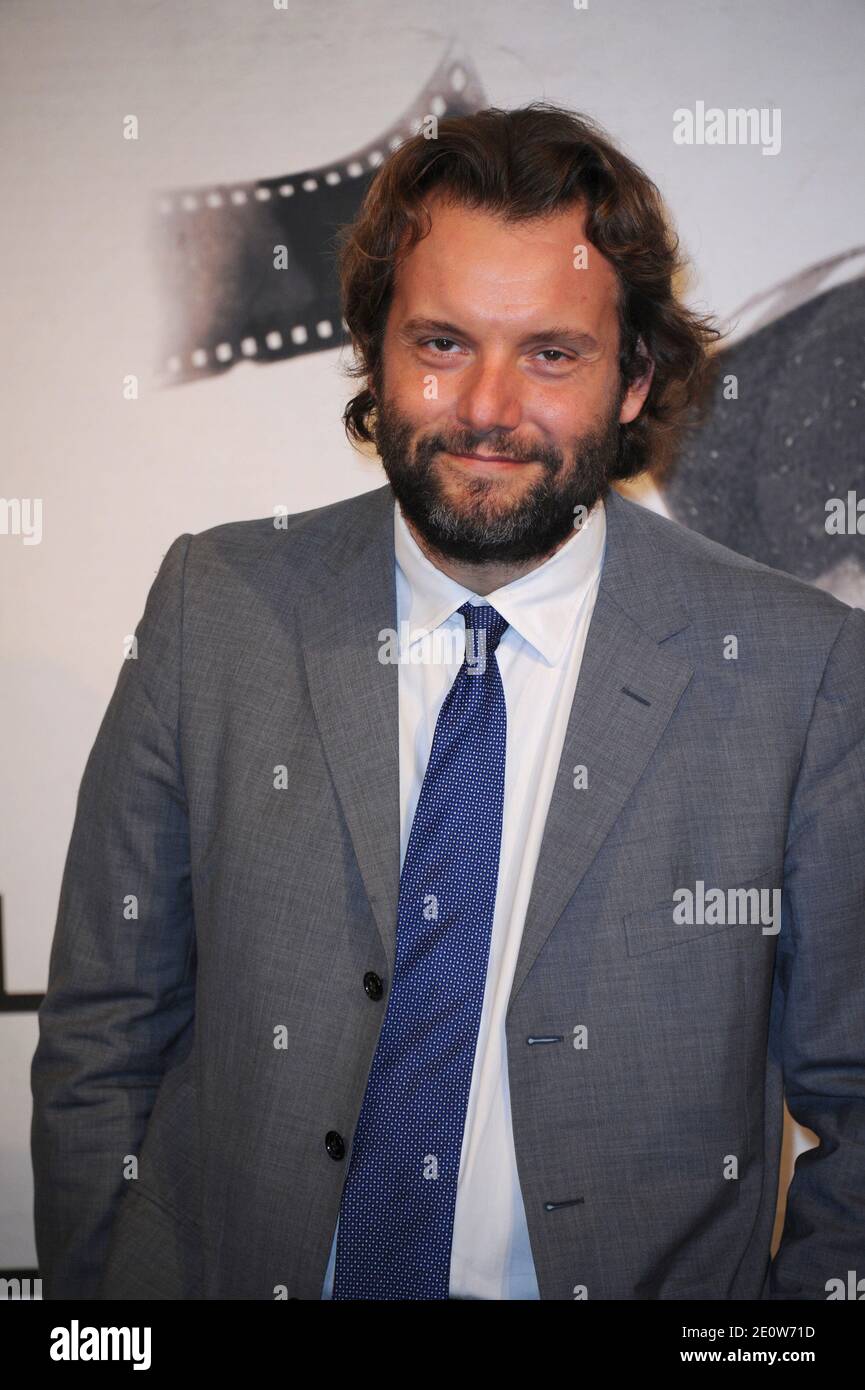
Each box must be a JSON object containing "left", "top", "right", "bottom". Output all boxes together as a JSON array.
[{"left": 623, "top": 863, "right": 780, "bottom": 957}]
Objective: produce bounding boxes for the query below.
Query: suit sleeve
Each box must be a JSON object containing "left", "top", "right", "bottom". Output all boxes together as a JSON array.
[
  {"left": 30, "top": 532, "right": 196, "bottom": 1299},
  {"left": 765, "top": 602, "right": 865, "bottom": 1299}
]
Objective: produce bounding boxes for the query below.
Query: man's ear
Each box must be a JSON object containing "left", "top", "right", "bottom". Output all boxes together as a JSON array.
[{"left": 618, "top": 336, "right": 654, "bottom": 425}]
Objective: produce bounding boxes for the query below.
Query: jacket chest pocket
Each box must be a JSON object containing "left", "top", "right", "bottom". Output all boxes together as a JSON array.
[{"left": 622, "top": 863, "right": 780, "bottom": 957}]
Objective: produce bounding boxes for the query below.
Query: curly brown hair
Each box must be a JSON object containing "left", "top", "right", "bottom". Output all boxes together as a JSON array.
[{"left": 333, "top": 101, "right": 723, "bottom": 480}]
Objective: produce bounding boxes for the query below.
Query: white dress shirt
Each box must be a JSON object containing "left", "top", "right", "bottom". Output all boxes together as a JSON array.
[{"left": 321, "top": 492, "right": 607, "bottom": 1299}]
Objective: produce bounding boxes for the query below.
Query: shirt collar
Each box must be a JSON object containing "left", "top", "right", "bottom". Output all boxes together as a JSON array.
[{"left": 393, "top": 494, "right": 607, "bottom": 667}]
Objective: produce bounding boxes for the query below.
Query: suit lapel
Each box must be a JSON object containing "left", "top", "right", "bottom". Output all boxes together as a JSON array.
[
  {"left": 298, "top": 482, "right": 695, "bottom": 992},
  {"left": 297, "top": 484, "right": 402, "bottom": 967},
  {"left": 507, "top": 487, "right": 694, "bottom": 1007}
]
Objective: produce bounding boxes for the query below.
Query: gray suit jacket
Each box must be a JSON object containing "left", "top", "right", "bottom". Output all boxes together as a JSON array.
[{"left": 31, "top": 482, "right": 865, "bottom": 1300}]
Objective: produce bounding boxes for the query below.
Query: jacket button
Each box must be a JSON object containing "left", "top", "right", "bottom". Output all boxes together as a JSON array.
[
  {"left": 325, "top": 1131, "right": 346, "bottom": 1160},
  {"left": 363, "top": 971, "right": 384, "bottom": 1000}
]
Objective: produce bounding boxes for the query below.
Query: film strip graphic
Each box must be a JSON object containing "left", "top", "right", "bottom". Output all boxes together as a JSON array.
[{"left": 153, "top": 43, "right": 487, "bottom": 387}]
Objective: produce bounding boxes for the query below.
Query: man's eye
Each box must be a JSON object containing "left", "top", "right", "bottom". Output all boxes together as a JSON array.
[{"left": 419, "top": 340, "right": 573, "bottom": 364}]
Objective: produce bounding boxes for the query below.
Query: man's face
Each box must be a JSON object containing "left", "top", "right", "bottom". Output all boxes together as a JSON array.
[{"left": 372, "top": 193, "right": 652, "bottom": 565}]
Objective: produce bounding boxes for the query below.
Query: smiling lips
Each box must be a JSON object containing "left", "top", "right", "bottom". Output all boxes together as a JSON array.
[{"left": 446, "top": 450, "right": 532, "bottom": 466}]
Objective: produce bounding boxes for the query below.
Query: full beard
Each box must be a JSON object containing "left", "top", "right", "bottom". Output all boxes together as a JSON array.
[{"left": 373, "top": 384, "right": 625, "bottom": 566}]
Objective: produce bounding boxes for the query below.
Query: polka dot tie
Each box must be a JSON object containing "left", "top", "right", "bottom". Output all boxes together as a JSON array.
[{"left": 332, "top": 601, "right": 510, "bottom": 1299}]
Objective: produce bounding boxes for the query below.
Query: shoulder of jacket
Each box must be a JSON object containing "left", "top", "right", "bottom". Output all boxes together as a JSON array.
[{"left": 179, "top": 485, "right": 391, "bottom": 580}]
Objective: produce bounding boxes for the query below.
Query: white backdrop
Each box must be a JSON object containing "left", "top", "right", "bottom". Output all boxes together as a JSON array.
[{"left": 2, "top": 0, "right": 864, "bottom": 1273}]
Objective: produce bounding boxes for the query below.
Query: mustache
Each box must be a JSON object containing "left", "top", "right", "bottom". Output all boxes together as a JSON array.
[{"left": 420, "top": 437, "right": 563, "bottom": 468}]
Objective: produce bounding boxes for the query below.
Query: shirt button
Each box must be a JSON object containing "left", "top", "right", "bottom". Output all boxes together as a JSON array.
[
  {"left": 325, "top": 1131, "right": 346, "bottom": 1160},
  {"left": 363, "top": 971, "right": 384, "bottom": 1000}
]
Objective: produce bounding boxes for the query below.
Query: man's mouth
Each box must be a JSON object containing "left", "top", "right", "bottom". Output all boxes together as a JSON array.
[{"left": 443, "top": 450, "right": 533, "bottom": 468}]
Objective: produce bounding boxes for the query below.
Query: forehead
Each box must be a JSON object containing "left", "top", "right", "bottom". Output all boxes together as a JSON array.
[{"left": 390, "top": 192, "right": 621, "bottom": 332}]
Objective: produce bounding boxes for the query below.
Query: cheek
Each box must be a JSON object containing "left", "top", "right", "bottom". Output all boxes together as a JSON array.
[
  {"left": 388, "top": 357, "right": 446, "bottom": 415},
  {"left": 540, "top": 371, "right": 619, "bottom": 436},
  {"left": 529, "top": 390, "right": 590, "bottom": 440}
]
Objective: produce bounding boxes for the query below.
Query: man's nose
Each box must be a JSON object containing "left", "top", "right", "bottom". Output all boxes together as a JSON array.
[{"left": 454, "top": 357, "right": 523, "bottom": 437}]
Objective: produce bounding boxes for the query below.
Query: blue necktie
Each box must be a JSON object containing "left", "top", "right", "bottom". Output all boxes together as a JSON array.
[{"left": 332, "top": 600, "right": 510, "bottom": 1300}]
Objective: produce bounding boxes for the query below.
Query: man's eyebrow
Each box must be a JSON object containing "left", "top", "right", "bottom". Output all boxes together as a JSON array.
[
  {"left": 399, "top": 316, "right": 600, "bottom": 353},
  {"left": 520, "top": 324, "right": 601, "bottom": 352}
]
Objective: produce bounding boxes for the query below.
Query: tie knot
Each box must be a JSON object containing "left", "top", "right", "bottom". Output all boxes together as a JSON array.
[{"left": 457, "top": 600, "right": 509, "bottom": 658}]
